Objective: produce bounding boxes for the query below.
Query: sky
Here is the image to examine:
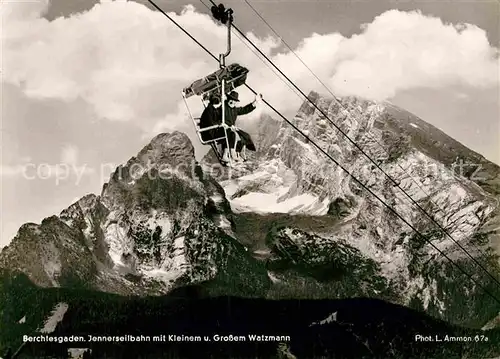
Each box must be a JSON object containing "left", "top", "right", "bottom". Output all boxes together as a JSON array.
[{"left": 1, "top": 0, "right": 499, "bottom": 248}]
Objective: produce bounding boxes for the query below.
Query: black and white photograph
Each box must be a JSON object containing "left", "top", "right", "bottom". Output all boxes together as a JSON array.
[{"left": 1, "top": 0, "right": 499, "bottom": 358}]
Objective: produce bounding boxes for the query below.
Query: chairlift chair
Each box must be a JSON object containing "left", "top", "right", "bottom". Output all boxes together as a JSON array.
[{"left": 181, "top": 64, "right": 249, "bottom": 165}]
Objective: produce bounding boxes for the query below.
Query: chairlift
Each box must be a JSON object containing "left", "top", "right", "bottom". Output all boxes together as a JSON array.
[{"left": 181, "top": 2, "right": 245, "bottom": 167}]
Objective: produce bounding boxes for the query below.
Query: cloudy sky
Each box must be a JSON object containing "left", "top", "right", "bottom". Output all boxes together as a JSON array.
[{"left": 1, "top": 0, "right": 499, "bottom": 247}]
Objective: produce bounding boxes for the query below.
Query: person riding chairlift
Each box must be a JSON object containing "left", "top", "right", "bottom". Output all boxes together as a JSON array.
[
  {"left": 199, "top": 90, "right": 261, "bottom": 164},
  {"left": 199, "top": 94, "right": 223, "bottom": 143},
  {"left": 220, "top": 91, "right": 261, "bottom": 163}
]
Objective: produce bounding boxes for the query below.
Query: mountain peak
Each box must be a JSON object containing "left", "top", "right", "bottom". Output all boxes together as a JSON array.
[
  {"left": 101, "top": 131, "right": 199, "bottom": 201},
  {"left": 140, "top": 131, "right": 195, "bottom": 167},
  {"left": 129, "top": 131, "right": 196, "bottom": 176}
]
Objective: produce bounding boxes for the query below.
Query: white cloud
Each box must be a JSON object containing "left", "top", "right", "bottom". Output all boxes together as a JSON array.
[
  {"left": 328, "top": 10, "right": 499, "bottom": 100},
  {"left": 1, "top": 145, "right": 95, "bottom": 183},
  {"left": 61, "top": 144, "right": 79, "bottom": 165},
  {"left": 2, "top": 1, "right": 498, "bottom": 148},
  {"left": 0, "top": 156, "right": 32, "bottom": 178},
  {"left": 1, "top": 0, "right": 50, "bottom": 21},
  {"left": 3, "top": 2, "right": 233, "bottom": 124},
  {"left": 0, "top": 164, "right": 26, "bottom": 177}
]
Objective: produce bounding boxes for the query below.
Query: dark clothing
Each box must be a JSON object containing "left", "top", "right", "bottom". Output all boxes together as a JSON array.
[
  {"left": 199, "top": 104, "right": 222, "bottom": 142},
  {"left": 235, "top": 130, "right": 256, "bottom": 151},
  {"left": 220, "top": 101, "right": 256, "bottom": 150},
  {"left": 220, "top": 128, "right": 256, "bottom": 152},
  {"left": 222, "top": 102, "right": 256, "bottom": 127},
  {"left": 199, "top": 100, "right": 257, "bottom": 153},
  {"left": 220, "top": 130, "right": 236, "bottom": 150}
]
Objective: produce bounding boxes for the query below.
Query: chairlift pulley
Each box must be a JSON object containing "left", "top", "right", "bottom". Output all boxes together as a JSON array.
[{"left": 211, "top": 4, "right": 233, "bottom": 25}]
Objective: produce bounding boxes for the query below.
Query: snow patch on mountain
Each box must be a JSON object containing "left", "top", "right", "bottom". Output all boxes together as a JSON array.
[
  {"left": 171, "top": 236, "right": 188, "bottom": 269},
  {"left": 310, "top": 312, "right": 338, "bottom": 326},
  {"left": 215, "top": 215, "right": 232, "bottom": 229},
  {"left": 231, "top": 189, "right": 329, "bottom": 215},
  {"left": 103, "top": 219, "right": 130, "bottom": 267},
  {"left": 40, "top": 303, "right": 68, "bottom": 334},
  {"left": 141, "top": 267, "right": 183, "bottom": 286},
  {"left": 42, "top": 242, "right": 62, "bottom": 287},
  {"left": 68, "top": 349, "right": 92, "bottom": 359},
  {"left": 221, "top": 159, "right": 330, "bottom": 215},
  {"left": 145, "top": 210, "right": 173, "bottom": 234},
  {"left": 267, "top": 271, "right": 281, "bottom": 283}
]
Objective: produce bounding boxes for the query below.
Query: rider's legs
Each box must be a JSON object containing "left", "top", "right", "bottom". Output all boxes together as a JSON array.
[
  {"left": 235, "top": 139, "right": 247, "bottom": 161},
  {"left": 241, "top": 145, "right": 247, "bottom": 160},
  {"left": 223, "top": 129, "right": 242, "bottom": 162}
]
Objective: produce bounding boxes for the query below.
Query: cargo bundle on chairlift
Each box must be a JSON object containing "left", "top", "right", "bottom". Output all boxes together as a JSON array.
[{"left": 182, "top": 63, "right": 249, "bottom": 101}]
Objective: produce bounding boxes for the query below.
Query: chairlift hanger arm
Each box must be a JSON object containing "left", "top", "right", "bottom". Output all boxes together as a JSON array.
[{"left": 182, "top": 3, "right": 242, "bottom": 166}]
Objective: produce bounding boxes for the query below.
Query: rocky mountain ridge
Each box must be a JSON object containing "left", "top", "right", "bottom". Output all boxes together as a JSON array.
[
  {"left": 1, "top": 91, "right": 499, "bottom": 329},
  {"left": 206, "top": 91, "right": 500, "bottom": 326},
  {"left": 0, "top": 132, "right": 269, "bottom": 296}
]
